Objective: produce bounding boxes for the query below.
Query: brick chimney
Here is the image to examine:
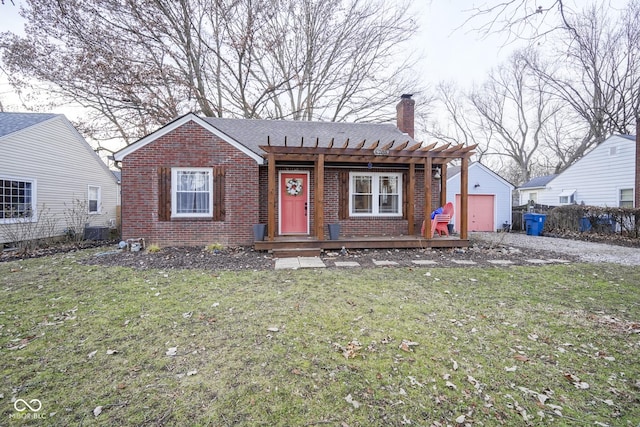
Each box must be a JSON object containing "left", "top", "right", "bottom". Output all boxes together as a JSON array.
[{"left": 396, "top": 94, "right": 415, "bottom": 138}]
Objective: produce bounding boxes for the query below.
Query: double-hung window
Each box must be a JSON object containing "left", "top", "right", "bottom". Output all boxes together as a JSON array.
[
  {"left": 171, "top": 168, "right": 213, "bottom": 218},
  {"left": 349, "top": 172, "right": 401, "bottom": 216},
  {"left": 620, "top": 188, "right": 634, "bottom": 208},
  {"left": 0, "top": 178, "right": 35, "bottom": 222},
  {"left": 88, "top": 185, "right": 101, "bottom": 214}
]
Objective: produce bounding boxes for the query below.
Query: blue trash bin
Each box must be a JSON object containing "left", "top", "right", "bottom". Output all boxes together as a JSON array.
[{"left": 523, "top": 213, "right": 546, "bottom": 236}]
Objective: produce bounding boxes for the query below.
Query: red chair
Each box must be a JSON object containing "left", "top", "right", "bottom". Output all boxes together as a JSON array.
[{"left": 421, "top": 202, "right": 454, "bottom": 237}]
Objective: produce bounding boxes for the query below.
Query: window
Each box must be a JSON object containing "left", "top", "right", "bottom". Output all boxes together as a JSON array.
[
  {"left": 528, "top": 192, "right": 537, "bottom": 203},
  {"left": 620, "top": 188, "right": 634, "bottom": 208},
  {"left": 171, "top": 168, "right": 213, "bottom": 217},
  {"left": 349, "top": 172, "right": 401, "bottom": 216},
  {"left": 0, "top": 178, "right": 35, "bottom": 222},
  {"left": 558, "top": 189, "right": 576, "bottom": 205},
  {"left": 88, "top": 186, "right": 101, "bottom": 214}
]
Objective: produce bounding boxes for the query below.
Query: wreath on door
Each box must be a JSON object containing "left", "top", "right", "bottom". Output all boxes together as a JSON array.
[{"left": 286, "top": 178, "right": 303, "bottom": 196}]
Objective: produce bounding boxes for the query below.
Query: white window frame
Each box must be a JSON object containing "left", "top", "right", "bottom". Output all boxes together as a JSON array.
[
  {"left": 558, "top": 189, "right": 576, "bottom": 205},
  {"left": 619, "top": 188, "right": 634, "bottom": 208},
  {"left": 528, "top": 192, "right": 537, "bottom": 204},
  {"left": 0, "top": 176, "right": 37, "bottom": 224},
  {"left": 88, "top": 185, "right": 101, "bottom": 214},
  {"left": 349, "top": 172, "right": 402, "bottom": 217},
  {"left": 171, "top": 167, "right": 213, "bottom": 218}
]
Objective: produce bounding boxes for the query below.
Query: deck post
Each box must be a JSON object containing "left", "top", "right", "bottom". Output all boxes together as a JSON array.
[
  {"left": 267, "top": 153, "right": 276, "bottom": 240},
  {"left": 460, "top": 155, "right": 469, "bottom": 239},
  {"left": 315, "top": 154, "right": 325, "bottom": 239},
  {"left": 408, "top": 163, "right": 415, "bottom": 235},
  {"left": 423, "top": 157, "right": 432, "bottom": 238},
  {"left": 440, "top": 164, "right": 448, "bottom": 207}
]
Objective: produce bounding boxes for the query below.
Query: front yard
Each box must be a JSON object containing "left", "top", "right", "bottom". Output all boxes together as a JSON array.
[{"left": 1, "top": 249, "right": 639, "bottom": 426}]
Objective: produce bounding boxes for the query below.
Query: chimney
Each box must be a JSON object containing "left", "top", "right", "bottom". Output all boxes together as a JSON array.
[{"left": 396, "top": 94, "right": 415, "bottom": 139}]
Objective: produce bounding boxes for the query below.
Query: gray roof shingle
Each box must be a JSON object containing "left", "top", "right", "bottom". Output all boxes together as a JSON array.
[
  {"left": 0, "top": 112, "right": 60, "bottom": 138},
  {"left": 203, "top": 117, "right": 416, "bottom": 156},
  {"left": 519, "top": 174, "right": 557, "bottom": 188}
]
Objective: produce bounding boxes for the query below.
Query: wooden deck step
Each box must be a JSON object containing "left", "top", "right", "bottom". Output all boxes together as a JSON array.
[{"left": 272, "top": 247, "right": 322, "bottom": 258}]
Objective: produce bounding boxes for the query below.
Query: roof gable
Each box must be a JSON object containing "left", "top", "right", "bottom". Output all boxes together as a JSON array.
[
  {"left": 446, "top": 162, "right": 514, "bottom": 189},
  {"left": 0, "top": 112, "right": 60, "bottom": 139},
  {"left": 114, "top": 113, "right": 265, "bottom": 163}
]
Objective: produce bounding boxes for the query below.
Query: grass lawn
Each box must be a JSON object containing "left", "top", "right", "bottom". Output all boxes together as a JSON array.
[{"left": 1, "top": 250, "right": 639, "bottom": 426}]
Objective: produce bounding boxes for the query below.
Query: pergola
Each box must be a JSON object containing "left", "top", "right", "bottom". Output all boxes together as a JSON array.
[{"left": 260, "top": 138, "right": 476, "bottom": 242}]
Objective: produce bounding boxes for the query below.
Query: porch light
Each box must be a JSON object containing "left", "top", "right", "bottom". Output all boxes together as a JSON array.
[{"left": 433, "top": 167, "right": 441, "bottom": 180}]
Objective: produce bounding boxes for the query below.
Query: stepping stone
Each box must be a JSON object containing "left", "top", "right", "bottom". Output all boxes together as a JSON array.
[
  {"left": 275, "top": 257, "right": 302, "bottom": 270},
  {"left": 334, "top": 261, "right": 361, "bottom": 267},
  {"left": 412, "top": 260, "right": 438, "bottom": 265},
  {"left": 526, "top": 259, "right": 550, "bottom": 264},
  {"left": 275, "top": 257, "right": 326, "bottom": 269},
  {"left": 451, "top": 260, "right": 477, "bottom": 265},
  {"left": 372, "top": 260, "right": 399, "bottom": 266},
  {"left": 487, "top": 260, "right": 514, "bottom": 265},
  {"left": 298, "top": 257, "right": 326, "bottom": 268}
]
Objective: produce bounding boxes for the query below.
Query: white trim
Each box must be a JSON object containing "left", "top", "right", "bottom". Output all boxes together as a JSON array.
[
  {"left": 348, "top": 171, "right": 403, "bottom": 217},
  {"left": 447, "top": 162, "right": 515, "bottom": 190},
  {"left": 88, "top": 185, "right": 101, "bottom": 214},
  {"left": 171, "top": 167, "right": 214, "bottom": 218},
  {"left": 619, "top": 187, "right": 634, "bottom": 208},
  {"left": 0, "top": 175, "right": 37, "bottom": 223},
  {"left": 278, "top": 171, "right": 310, "bottom": 235},
  {"left": 558, "top": 189, "right": 576, "bottom": 197},
  {"left": 113, "top": 113, "right": 263, "bottom": 164}
]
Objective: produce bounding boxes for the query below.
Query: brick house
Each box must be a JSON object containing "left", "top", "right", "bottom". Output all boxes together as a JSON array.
[{"left": 114, "top": 95, "right": 476, "bottom": 251}]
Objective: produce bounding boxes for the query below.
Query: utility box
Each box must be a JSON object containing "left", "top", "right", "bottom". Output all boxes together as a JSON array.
[{"left": 84, "top": 226, "right": 110, "bottom": 241}]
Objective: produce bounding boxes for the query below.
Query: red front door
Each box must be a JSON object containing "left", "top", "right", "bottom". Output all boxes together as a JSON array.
[{"left": 280, "top": 173, "right": 308, "bottom": 234}]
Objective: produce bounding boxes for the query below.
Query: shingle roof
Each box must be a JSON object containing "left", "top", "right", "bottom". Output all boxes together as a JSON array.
[
  {"left": 202, "top": 117, "right": 416, "bottom": 156},
  {"left": 519, "top": 174, "right": 557, "bottom": 188},
  {"left": 0, "top": 112, "right": 60, "bottom": 138}
]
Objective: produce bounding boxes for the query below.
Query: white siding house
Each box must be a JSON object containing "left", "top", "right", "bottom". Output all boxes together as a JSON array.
[
  {"left": 537, "top": 135, "right": 635, "bottom": 208},
  {"left": 446, "top": 162, "right": 514, "bottom": 232},
  {"left": 1, "top": 113, "right": 119, "bottom": 245},
  {"left": 517, "top": 174, "right": 557, "bottom": 206}
]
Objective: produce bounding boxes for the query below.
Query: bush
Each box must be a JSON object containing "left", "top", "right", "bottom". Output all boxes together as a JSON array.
[
  {"left": 0, "top": 204, "right": 59, "bottom": 254},
  {"left": 545, "top": 205, "right": 640, "bottom": 238}
]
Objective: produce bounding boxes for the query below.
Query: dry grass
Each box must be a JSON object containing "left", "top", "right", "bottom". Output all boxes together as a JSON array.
[{"left": 1, "top": 250, "right": 639, "bottom": 426}]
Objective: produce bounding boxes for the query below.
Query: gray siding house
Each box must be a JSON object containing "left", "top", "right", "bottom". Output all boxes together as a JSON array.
[{"left": 1, "top": 113, "right": 119, "bottom": 245}]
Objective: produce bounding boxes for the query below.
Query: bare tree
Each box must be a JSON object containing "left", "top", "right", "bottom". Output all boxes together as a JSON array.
[
  {"left": 468, "top": 51, "right": 562, "bottom": 184},
  {"left": 523, "top": 1, "right": 640, "bottom": 171},
  {"left": 0, "top": 0, "right": 423, "bottom": 156}
]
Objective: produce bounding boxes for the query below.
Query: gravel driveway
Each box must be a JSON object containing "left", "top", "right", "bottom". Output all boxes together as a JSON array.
[{"left": 471, "top": 232, "right": 640, "bottom": 266}]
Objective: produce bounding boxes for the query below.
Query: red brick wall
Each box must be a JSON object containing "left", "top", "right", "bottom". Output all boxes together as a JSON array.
[{"left": 121, "top": 121, "right": 260, "bottom": 247}]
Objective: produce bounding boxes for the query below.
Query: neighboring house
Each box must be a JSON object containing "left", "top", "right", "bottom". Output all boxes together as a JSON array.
[
  {"left": 445, "top": 162, "right": 514, "bottom": 232},
  {"left": 0, "top": 113, "right": 119, "bottom": 245},
  {"left": 517, "top": 174, "right": 557, "bottom": 206},
  {"left": 536, "top": 135, "right": 636, "bottom": 208},
  {"left": 114, "top": 95, "right": 478, "bottom": 249}
]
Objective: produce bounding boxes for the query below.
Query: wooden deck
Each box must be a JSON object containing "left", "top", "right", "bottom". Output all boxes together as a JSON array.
[{"left": 254, "top": 234, "right": 469, "bottom": 256}]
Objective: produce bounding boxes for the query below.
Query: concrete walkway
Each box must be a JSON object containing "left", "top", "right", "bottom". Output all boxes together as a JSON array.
[{"left": 273, "top": 255, "right": 571, "bottom": 270}]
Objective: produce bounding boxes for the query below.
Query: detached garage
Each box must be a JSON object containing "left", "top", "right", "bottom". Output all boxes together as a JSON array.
[{"left": 446, "top": 162, "right": 514, "bottom": 232}]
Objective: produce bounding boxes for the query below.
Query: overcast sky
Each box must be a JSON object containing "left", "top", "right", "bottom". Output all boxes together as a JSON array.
[{"left": 0, "top": 1, "right": 516, "bottom": 113}]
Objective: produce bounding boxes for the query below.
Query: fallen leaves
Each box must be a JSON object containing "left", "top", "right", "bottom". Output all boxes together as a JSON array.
[
  {"left": 345, "top": 393, "right": 360, "bottom": 409},
  {"left": 399, "top": 340, "right": 419, "bottom": 352},
  {"left": 564, "top": 372, "right": 590, "bottom": 389}
]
